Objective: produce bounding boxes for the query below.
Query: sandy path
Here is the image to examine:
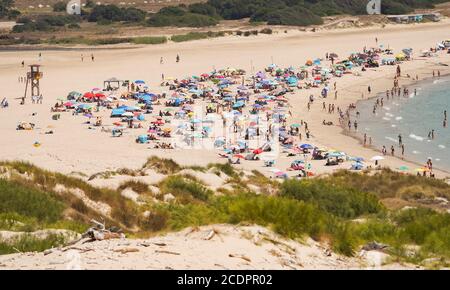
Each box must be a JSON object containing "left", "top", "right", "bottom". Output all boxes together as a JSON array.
[{"left": 0, "top": 21, "right": 449, "bottom": 176}]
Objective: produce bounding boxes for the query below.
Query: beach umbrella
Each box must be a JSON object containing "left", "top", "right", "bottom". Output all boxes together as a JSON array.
[
  {"left": 398, "top": 166, "right": 409, "bottom": 171},
  {"left": 122, "top": 112, "right": 134, "bottom": 117},
  {"left": 68, "top": 91, "right": 82, "bottom": 98},
  {"left": 92, "top": 88, "right": 101, "bottom": 92},
  {"left": 134, "top": 80, "right": 145, "bottom": 84},
  {"left": 78, "top": 104, "right": 92, "bottom": 110},
  {"left": 83, "top": 92, "right": 95, "bottom": 99},
  {"left": 329, "top": 53, "right": 338, "bottom": 58},
  {"left": 327, "top": 152, "right": 345, "bottom": 158},
  {"left": 299, "top": 144, "right": 314, "bottom": 150},
  {"left": 233, "top": 101, "right": 245, "bottom": 109},
  {"left": 370, "top": 155, "right": 385, "bottom": 161},
  {"left": 290, "top": 123, "right": 301, "bottom": 128}
]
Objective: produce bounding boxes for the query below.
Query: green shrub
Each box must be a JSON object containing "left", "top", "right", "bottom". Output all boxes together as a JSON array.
[
  {"left": 148, "top": 13, "right": 218, "bottom": 27},
  {"left": 88, "top": 4, "right": 146, "bottom": 23},
  {"left": 260, "top": 28, "right": 272, "bottom": 34},
  {"left": 53, "top": 1, "right": 67, "bottom": 12},
  {"left": 171, "top": 32, "right": 209, "bottom": 42},
  {"left": 68, "top": 23, "right": 81, "bottom": 29},
  {"left": 280, "top": 179, "right": 383, "bottom": 218},
  {"left": 131, "top": 36, "right": 167, "bottom": 45}
]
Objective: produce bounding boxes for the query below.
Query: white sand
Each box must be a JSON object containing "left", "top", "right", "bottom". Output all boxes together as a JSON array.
[
  {"left": 0, "top": 225, "right": 417, "bottom": 270},
  {"left": 0, "top": 21, "right": 449, "bottom": 177}
]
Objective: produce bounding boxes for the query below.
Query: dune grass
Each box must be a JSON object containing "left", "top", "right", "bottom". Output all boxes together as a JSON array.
[
  {"left": 158, "top": 175, "right": 213, "bottom": 203},
  {"left": 0, "top": 234, "right": 67, "bottom": 255},
  {"left": 1, "top": 159, "right": 450, "bottom": 265},
  {"left": 142, "top": 156, "right": 182, "bottom": 175}
]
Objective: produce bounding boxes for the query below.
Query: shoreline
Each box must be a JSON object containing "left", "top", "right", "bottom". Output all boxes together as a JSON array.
[
  {"left": 344, "top": 72, "right": 450, "bottom": 175},
  {"left": 0, "top": 20, "right": 449, "bottom": 178}
]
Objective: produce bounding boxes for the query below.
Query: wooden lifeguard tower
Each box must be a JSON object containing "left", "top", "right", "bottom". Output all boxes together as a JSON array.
[{"left": 24, "top": 64, "right": 43, "bottom": 99}]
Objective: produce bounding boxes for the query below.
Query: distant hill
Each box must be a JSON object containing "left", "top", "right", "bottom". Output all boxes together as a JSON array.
[{"left": 12, "top": 0, "right": 205, "bottom": 12}]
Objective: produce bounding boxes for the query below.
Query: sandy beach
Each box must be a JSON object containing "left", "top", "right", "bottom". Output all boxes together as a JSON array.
[{"left": 0, "top": 20, "right": 449, "bottom": 178}]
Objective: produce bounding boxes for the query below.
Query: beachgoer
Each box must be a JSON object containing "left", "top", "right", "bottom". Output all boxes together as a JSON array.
[
  {"left": 91, "top": 54, "right": 95, "bottom": 62},
  {"left": 176, "top": 54, "right": 180, "bottom": 63},
  {"left": 398, "top": 134, "right": 402, "bottom": 146},
  {"left": 391, "top": 145, "right": 395, "bottom": 156},
  {"left": 401, "top": 144, "right": 405, "bottom": 159}
]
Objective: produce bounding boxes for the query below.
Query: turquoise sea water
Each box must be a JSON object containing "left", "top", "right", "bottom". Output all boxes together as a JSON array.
[{"left": 357, "top": 75, "right": 450, "bottom": 171}]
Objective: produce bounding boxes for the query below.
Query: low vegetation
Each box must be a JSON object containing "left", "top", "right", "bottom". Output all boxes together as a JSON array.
[
  {"left": 1, "top": 159, "right": 449, "bottom": 266},
  {"left": 147, "top": 6, "right": 219, "bottom": 28}
]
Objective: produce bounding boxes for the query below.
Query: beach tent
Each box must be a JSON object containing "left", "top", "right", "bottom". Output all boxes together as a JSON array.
[{"left": 137, "top": 135, "right": 148, "bottom": 144}]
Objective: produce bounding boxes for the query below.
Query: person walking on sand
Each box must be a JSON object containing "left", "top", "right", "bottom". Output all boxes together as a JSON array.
[
  {"left": 160, "top": 57, "right": 164, "bottom": 64},
  {"left": 81, "top": 54, "right": 84, "bottom": 62},
  {"left": 382, "top": 145, "right": 387, "bottom": 155},
  {"left": 363, "top": 133, "right": 367, "bottom": 146},
  {"left": 21, "top": 60, "right": 24, "bottom": 67},
  {"left": 354, "top": 120, "right": 358, "bottom": 131},
  {"left": 401, "top": 144, "right": 405, "bottom": 159},
  {"left": 38, "top": 52, "right": 42, "bottom": 61},
  {"left": 444, "top": 110, "right": 448, "bottom": 128},
  {"left": 176, "top": 54, "right": 180, "bottom": 63},
  {"left": 91, "top": 54, "right": 95, "bottom": 62},
  {"left": 368, "top": 86, "right": 371, "bottom": 94},
  {"left": 396, "top": 65, "right": 401, "bottom": 77},
  {"left": 391, "top": 145, "right": 395, "bottom": 156},
  {"left": 438, "top": 70, "right": 441, "bottom": 78}
]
